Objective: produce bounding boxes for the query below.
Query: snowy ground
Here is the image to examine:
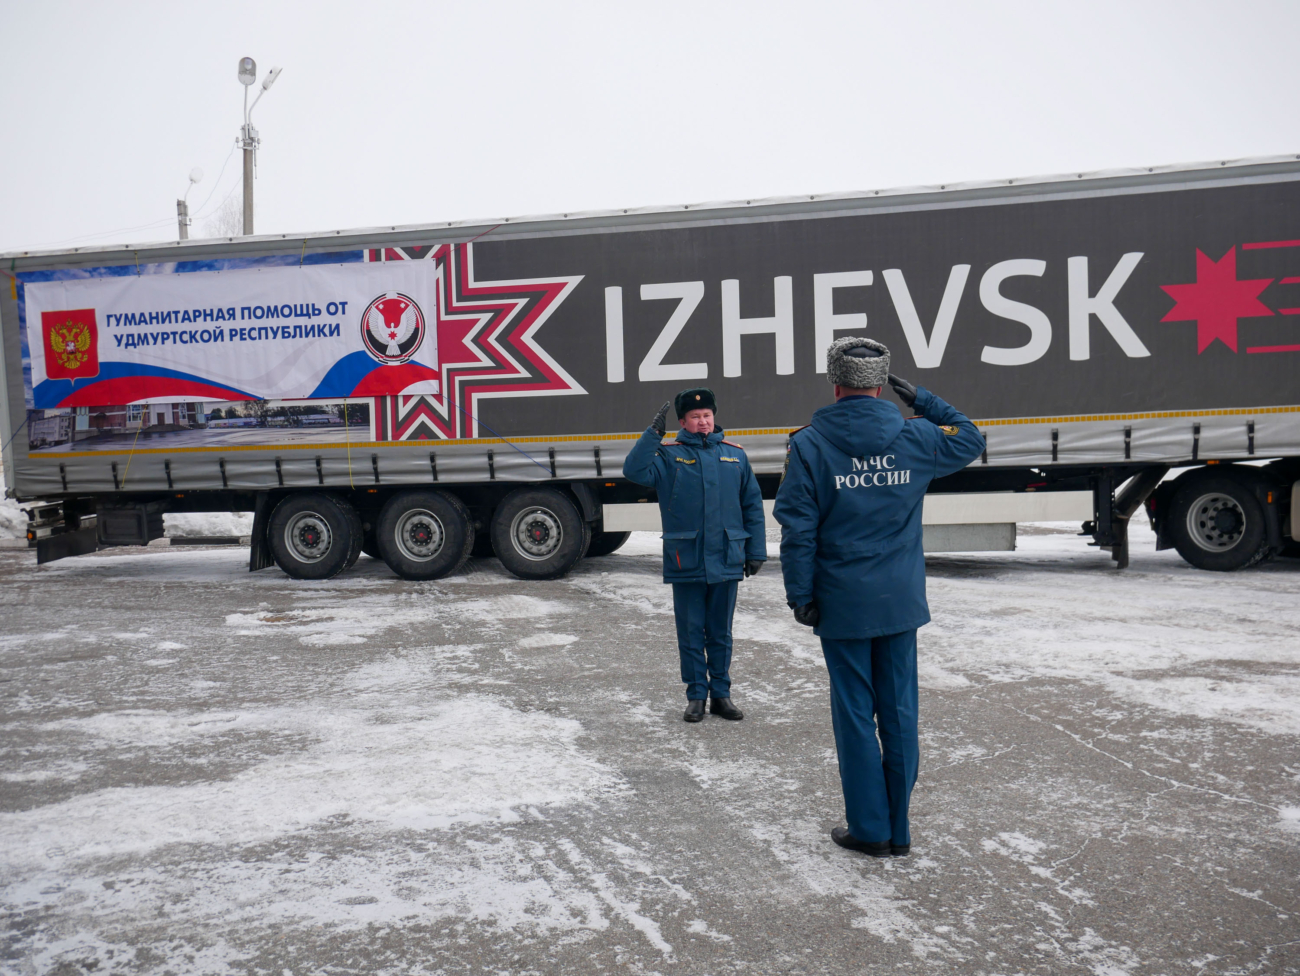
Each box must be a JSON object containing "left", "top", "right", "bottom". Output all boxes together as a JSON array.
[{"left": 0, "top": 524, "right": 1297, "bottom": 975}]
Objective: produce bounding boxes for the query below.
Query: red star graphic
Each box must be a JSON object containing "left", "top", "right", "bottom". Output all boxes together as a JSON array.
[
  {"left": 365, "top": 243, "right": 584, "bottom": 439},
  {"left": 1160, "top": 247, "right": 1273, "bottom": 353}
]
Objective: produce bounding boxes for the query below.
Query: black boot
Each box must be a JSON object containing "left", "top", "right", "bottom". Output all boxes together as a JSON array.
[
  {"left": 683, "top": 700, "right": 706, "bottom": 723},
  {"left": 709, "top": 697, "right": 744, "bottom": 720},
  {"left": 890, "top": 844, "right": 910, "bottom": 857},
  {"left": 831, "top": 827, "right": 891, "bottom": 858}
]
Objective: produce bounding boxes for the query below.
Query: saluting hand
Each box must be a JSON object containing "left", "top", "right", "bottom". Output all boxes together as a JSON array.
[
  {"left": 650, "top": 401, "right": 672, "bottom": 436},
  {"left": 788, "top": 600, "right": 820, "bottom": 627},
  {"left": 744, "top": 559, "right": 763, "bottom": 578},
  {"left": 887, "top": 373, "right": 918, "bottom": 408}
]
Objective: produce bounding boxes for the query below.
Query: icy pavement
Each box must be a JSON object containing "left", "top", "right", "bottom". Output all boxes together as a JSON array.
[{"left": 0, "top": 524, "right": 1297, "bottom": 975}]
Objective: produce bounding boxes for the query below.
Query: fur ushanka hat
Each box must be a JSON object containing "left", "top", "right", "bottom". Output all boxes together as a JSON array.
[
  {"left": 826, "top": 336, "right": 890, "bottom": 389},
  {"left": 674, "top": 387, "right": 717, "bottom": 419}
]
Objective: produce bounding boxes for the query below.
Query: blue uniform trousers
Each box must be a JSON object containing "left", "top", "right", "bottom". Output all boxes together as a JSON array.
[
  {"left": 671, "top": 581, "right": 739, "bottom": 701},
  {"left": 820, "top": 631, "right": 919, "bottom": 846}
]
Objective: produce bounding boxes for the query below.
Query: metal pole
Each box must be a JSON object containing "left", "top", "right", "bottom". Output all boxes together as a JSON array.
[
  {"left": 241, "top": 132, "right": 254, "bottom": 235},
  {"left": 176, "top": 199, "right": 189, "bottom": 240},
  {"left": 240, "top": 84, "right": 257, "bottom": 236}
]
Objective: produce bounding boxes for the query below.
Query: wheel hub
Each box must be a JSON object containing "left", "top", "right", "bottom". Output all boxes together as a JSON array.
[
  {"left": 512, "top": 507, "right": 563, "bottom": 560},
  {"left": 395, "top": 509, "right": 445, "bottom": 562},
  {"left": 285, "top": 512, "right": 332, "bottom": 563},
  {"left": 1186, "top": 492, "right": 1246, "bottom": 552}
]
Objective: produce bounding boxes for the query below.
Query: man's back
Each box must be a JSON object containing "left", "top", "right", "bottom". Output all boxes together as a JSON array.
[{"left": 774, "top": 389, "right": 984, "bottom": 639}]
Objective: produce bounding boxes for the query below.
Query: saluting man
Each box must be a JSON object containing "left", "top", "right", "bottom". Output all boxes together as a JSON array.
[
  {"left": 624, "top": 388, "right": 767, "bottom": 723},
  {"left": 774, "top": 338, "right": 984, "bottom": 857}
]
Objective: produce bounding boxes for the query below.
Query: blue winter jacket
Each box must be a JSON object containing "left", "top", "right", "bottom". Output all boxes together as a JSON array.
[
  {"left": 773, "top": 389, "right": 984, "bottom": 639},
  {"left": 623, "top": 426, "right": 768, "bottom": 583}
]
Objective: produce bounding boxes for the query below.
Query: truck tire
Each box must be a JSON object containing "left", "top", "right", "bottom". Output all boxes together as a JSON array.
[
  {"left": 375, "top": 490, "right": 474, "bottom": 581},
  {"left": 491, "top": 488, "right": 589, "bottom": 580},
  {"left": 268, "top": 493, "right": 356, "bottom": 580},
  {"left": 1167, "top": 471, "right": 1272, "bottom": 571},
  {"left": 586, "top": 530, "right": 631, "bottom": 557}
]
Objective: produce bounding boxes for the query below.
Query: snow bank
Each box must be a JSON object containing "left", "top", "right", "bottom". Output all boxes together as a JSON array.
[
  {"left": 163, "top": 511, "right": 254, "bottom": 538},
  {"left": 0, "top": 457, "right": 24, "bottom": 539}
]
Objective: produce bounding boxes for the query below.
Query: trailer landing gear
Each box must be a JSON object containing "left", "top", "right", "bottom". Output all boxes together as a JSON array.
[{"left": 1086, "top": 467, "right": 1168, "bottom": 569}]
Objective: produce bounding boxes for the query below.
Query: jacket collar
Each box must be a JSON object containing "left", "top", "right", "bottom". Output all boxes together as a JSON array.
[{"left": 674, "top": 427, "right": 725, "bottom": 448}]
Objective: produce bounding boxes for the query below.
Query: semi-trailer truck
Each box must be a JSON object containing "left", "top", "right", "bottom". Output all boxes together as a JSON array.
[{"left": 3, "top": 157, "right": 1297, "bottom": 580}]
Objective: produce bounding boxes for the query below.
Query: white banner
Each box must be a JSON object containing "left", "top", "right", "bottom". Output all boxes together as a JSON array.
[{"left": 26, "top": 260, "right": 442, "bottom": 408}]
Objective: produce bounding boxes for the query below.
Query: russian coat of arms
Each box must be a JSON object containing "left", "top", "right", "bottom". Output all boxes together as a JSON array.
[{"left": 50, "top": 319, "right": 94, "bottom": 371}]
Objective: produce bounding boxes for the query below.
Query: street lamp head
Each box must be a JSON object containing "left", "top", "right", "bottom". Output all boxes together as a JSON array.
[
  {"left": 262, "top": 66, "right": 282, "bottom": 91},
  {"left": 238, "top": 57, "right": 257, "bottom": 86},
  {"left": 188, "top": 167, "right": 204, "bottom": 185}
]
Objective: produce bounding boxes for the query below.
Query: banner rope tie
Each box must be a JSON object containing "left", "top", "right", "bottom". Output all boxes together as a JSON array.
[{"left": 119, "top": 423, "right": 144, "bottom": 488}]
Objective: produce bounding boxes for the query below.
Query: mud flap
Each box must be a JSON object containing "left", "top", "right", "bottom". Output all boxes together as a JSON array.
[
  {"left": 569, "top": 482, "right": 600, "bottom": 523},
  {"left": 249, "top": 492, "right": 275, "bottom": 572}
]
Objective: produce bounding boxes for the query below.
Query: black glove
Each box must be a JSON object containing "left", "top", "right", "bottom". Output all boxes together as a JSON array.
[
  {"left": 743, "top": 559, "right": 763, "bottom": 578},
  {"left": 788, "top": 600, "right": 820, "bottom": 627},
  {"left": 887, "top": 373, "right": 918, "bottom": 408},
  {"left": 650, "top": 401, "right": 671, "bottom": 436}
]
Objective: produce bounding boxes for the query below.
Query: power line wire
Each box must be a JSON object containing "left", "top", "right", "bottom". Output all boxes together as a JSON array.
[
  {"left": 32, "top": 217, "right": 179, "bottom": 248},
  {"left": 189, "top": 141, "right": 240, "bottom": 219}
]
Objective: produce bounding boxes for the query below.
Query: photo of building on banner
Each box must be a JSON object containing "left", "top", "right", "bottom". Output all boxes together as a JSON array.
[{"left": 26, "top": 398, "right": 373, "bottom": 452}]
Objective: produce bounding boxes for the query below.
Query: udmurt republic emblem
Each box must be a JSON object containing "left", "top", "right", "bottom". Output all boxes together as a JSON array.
[{"left": 361, "top": 292, "right": 427, "bottom": 364}]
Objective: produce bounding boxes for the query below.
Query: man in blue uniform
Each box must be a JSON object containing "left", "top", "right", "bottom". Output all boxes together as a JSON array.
[
  {"left": 774, "top": 338, "right": 984, "bottom": 857},
  {"left": 624, "top": 388, "right": 768, "bottom": 723}
]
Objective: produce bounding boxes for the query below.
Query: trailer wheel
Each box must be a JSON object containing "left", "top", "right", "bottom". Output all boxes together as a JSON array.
[
  {"left": 491, "top": 488, "right": 589, "bottom": 580},
  {"left": 268, "top": 493, "right": 356, "bottom": 580},
  {"left": 1167, "top": 472, "right": 1272, "bottom": 571},
  {"left": 586, "top": 530, "right": 631, "bottom": 557},
  {"left": 376, "top": 490, "right": 473, "bottom": 581}
]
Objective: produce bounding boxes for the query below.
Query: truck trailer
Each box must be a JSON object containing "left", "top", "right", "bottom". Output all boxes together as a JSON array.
[{"left": 3, "top": 157, "right": 1298, "bottom": 579}]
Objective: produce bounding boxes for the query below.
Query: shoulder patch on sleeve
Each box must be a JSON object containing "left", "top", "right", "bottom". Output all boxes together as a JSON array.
[
  {"left": 940, "top": 425, "right": 960, "bottom": 435},
  {"left": 781, "top": 427, "right": 811, "bottom": 482}
]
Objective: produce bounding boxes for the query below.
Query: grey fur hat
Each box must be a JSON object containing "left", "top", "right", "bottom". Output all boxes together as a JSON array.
[{"left": 826, "top": 336, "right": 890, "bottom": 388}]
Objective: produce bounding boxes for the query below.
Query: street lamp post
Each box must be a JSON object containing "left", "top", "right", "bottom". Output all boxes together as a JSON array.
[
  {"left": 176, "top": 167, "right": 203, "bottom": 240},
  {"left": 237, "top": 57, "right": 282, "bottom": 236}
]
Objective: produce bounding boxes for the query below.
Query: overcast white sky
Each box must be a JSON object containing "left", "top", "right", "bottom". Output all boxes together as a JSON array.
[{"left": 3, "top": 0, "right": 1297, "bottom": 253}]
